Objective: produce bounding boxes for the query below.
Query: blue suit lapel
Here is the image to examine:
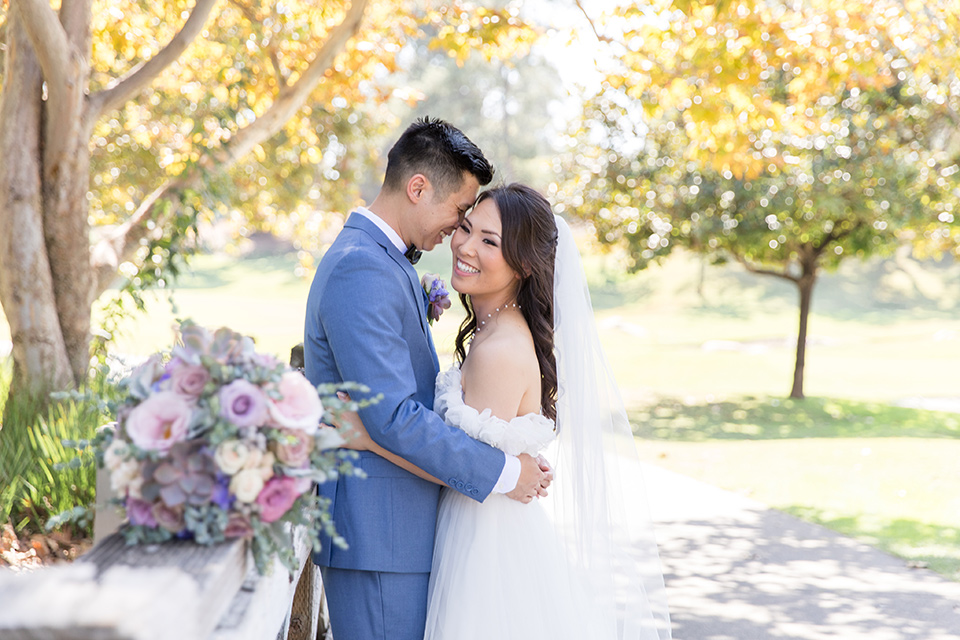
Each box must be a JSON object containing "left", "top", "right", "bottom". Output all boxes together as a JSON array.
[{"left": 344, "top": 212, "right": 431, "bottom": 338}]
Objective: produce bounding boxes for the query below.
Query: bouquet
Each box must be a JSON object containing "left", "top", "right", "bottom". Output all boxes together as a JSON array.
[{"left": 89, "top": 320, "right": 365, "bottom": 575}]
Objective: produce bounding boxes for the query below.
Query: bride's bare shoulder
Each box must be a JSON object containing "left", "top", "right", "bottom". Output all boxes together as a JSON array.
[{"left": 461, "top": 325, "right": 538, "bottom": 419}]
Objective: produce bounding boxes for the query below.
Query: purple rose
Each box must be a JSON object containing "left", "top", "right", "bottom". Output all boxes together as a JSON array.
[
  {"left": 256, "top": 476, "right": 300, "bottom": 523},
  {"left": 169, "top": 362, "right": 210, "bottom": 398},
  {"left": 219, "top": 379, "right": 269, "bottom": 429},
  {"left": 126, "top": 498, "right": 158, "bottom": 527}
]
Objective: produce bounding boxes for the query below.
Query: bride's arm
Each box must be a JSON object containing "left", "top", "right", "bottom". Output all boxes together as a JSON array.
[{"left": 332, "top": 411, "right": 444, "bottom": 485}]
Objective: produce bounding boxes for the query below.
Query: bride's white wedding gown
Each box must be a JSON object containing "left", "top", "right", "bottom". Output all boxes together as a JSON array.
[{"left": 423, "top": 366, "right": 603, "bottom": 640}]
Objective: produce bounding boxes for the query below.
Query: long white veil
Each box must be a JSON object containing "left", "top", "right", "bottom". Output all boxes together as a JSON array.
[{"left": 546, "top": 214, "right": 671, "bottom": 639}]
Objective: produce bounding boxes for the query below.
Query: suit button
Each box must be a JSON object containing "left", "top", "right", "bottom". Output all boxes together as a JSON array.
[
  {"left": 471, "top": 489, "right": 479, "bottom": 495},
  {"left": 465, "top": 484, "right": 474, "bottom": 492},
  {"left": 448, "top": 477, "right": 457, "bottom": 485},
  {"left": 457, "top": 481, "right": 465, "bottom": 490}
]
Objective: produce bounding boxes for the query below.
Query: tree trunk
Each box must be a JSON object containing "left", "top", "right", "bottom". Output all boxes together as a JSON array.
[
  {"left": 789, "top": 259, "right": 818, "bottom": 399},
  {"left": 0, "top": 0, "right": 369, "bottom": 417},
  {"left": 0, "top": 13, "right": 75, "bottom": 410},
  {"left": 40, "top": 0, "right": 95, "bottom": 385}
]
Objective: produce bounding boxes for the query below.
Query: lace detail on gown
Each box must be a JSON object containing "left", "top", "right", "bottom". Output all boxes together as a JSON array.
[{"left": 434, "top": 366, "right": 556, "bottom": 457}]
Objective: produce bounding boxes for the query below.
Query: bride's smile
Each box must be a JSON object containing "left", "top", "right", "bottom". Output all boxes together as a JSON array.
[{"left": 449, "top": 198, "right": 521, "bottom": 308}]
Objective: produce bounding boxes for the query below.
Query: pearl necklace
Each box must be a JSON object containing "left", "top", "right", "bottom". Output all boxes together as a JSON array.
[{"left": 477, "top": 302, "right": 520, "bottom": 332}]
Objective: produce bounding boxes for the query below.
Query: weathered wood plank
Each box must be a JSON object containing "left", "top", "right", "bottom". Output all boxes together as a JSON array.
[
  {"left": 210, "top": 525, "right": 313, "bottom": 640},
  {"left": 0, "top": 534, "right": 248, "bottom": 640}
]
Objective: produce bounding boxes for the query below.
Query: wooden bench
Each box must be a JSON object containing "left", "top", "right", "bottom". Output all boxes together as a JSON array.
[{"left": 0, "top": 514, "right": 329, "bottom": 639}]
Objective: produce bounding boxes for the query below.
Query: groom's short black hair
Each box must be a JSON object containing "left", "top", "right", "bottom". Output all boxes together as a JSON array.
[{"left": 383, "top": 117, "right": 494, "bottom": 198}]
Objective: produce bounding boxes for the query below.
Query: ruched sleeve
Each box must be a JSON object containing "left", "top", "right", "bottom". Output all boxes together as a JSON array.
[{"left": 434, "top": 366, "right": 556, "bottom": 457}]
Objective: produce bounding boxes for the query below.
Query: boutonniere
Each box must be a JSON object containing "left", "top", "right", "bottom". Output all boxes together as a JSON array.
[{"left": 421, "top": 273, "right": 452, "bottom": 325}]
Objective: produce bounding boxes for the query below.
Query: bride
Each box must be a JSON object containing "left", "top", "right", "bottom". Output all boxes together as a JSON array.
[{"left": 341, "top": 184, "right": 671, "bottom": 639}]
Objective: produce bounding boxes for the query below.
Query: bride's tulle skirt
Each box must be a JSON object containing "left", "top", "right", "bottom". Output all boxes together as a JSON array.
[{"left": 423, "top": 488, "right": 603, "bottom": 640}]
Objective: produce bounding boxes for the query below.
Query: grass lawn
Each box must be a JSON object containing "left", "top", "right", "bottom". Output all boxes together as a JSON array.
[
  {"left": 0, "top": 241, "right": 957, "bottom": 579},
  {"left": 632, "top": 396, "right": 960, "bottom": 579}
]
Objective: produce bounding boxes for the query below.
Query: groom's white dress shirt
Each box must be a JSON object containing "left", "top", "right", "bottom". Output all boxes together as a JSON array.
[{"left": 354, "top": 206, "right": 522, "bottom": 494}]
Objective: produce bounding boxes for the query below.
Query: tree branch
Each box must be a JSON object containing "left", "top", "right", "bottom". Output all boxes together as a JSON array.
[
  {"left": 15, "top": 0, "right": 73, "bottom": 92},
  {"left": 228, "top": 0, "right": 288, "bottom": 84},
  {"left": 93, "top": 0, "right": 370, "bottom": 296},
  {"left": 574, "top": 0, "right": 612, "bottom": 43},
  {"left": 91, "top": 178, "right": 188, "bottom": 295},
  {"left": 209, "top": 0, "right": 370, "bottom": 169},
  {"left": 815, "top": 220, "right": 862, "bottom": 255},
  {"left": 729, "top": 250, "right": 800, "bottom": 284},
  {"left": 88, "top": 0, "right": 218, "bottom": 119}
]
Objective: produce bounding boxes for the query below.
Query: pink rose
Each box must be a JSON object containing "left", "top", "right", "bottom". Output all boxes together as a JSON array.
[
  {"left": 219, "top": 379, "right": 269, "bottom": 429},
  {"left": 256, "top": 476, "right": 300, "bottom": 523},
  {"left": 273, "top": 429, "right": 313, "bottom": 467},
  {"left": 168, "top": 361, "right": 210, "bottom": 398},
  {"left": 266, "top": 372, "right": 323, "bottom": 434},
  {"left": 126, "top": 498, "right": 158, "bottom": 527},
  {"left": 124, "top": 391, "right": 192, "bottom": 452}
]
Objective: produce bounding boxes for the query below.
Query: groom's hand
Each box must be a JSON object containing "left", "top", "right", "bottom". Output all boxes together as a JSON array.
[{"left": 506, "top": 453, "right": 547, "bottom": 504}]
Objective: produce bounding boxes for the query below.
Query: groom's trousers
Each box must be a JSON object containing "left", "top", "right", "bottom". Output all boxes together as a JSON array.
[{"left": 320, "top": 566, "right": 430, "bottom": 640}]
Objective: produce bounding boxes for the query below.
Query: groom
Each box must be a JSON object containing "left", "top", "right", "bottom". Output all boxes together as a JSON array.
[{"left": 304, "top": 118, "right": 549, "bottom": 640}]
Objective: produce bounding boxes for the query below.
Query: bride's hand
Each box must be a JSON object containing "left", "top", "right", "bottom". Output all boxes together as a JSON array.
[
  {"left": 329, "top": 407, "right": 373, "bottom": 451},
  {"left": 324, "top": 392, "right": 373, "bottom": 450}
]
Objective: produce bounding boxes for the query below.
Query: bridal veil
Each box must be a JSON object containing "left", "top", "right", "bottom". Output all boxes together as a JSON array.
[{"left": 546, "top": 214, "right": 672, "bottom": 639}]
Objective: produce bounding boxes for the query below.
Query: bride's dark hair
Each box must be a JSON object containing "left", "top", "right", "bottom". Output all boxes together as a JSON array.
[{"left": 454, "top": 183, "right": 559, "bottom": 421}]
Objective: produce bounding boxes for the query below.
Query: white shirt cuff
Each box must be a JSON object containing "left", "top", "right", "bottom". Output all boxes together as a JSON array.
[{"left": 491, "top": 453, "right": 521, "bottom": 494}]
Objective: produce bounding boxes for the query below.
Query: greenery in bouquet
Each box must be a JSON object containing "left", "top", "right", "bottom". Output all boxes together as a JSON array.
[{"left": 79, "top": 320, "right": 368, "bottom": 575}]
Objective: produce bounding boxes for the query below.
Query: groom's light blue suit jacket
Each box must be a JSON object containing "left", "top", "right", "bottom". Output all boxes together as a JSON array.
[{"left": 304, "top": 212, "right": 505, "bottom": 574}]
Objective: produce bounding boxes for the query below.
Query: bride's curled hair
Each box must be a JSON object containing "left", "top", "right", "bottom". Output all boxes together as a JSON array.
[{"left": 455, "top": 183, "right": 559, "bottom": 421}]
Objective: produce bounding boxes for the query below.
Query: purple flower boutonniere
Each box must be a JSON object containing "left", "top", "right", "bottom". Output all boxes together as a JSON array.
[{"left": 421, "top": 273, "right": 452, "bottom": 325}]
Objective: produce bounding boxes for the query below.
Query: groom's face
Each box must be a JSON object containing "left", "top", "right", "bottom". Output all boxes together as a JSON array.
[{"left": 415, "top": 173, "right": 481, "bottom": 252}]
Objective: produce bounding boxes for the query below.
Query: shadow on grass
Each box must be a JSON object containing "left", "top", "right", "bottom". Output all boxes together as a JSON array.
[
  {"left": 629, "top": 396, "right": 960, "bottom": 441},
  {"left": 783, "top": 505, "right": 960, "bottom": 581}
]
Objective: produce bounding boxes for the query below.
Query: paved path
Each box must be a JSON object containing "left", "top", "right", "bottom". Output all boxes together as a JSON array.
[{"left": 642, "top": 464, "right": 960, "bottom": 640}]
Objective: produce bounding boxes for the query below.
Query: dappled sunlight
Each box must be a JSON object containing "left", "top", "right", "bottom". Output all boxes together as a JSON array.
[
  {"left": 785, "top": 507, "right": 960, "bottom": 581},
  {"left": 644, "top": 462, "right": 960, "bottom": 639}
]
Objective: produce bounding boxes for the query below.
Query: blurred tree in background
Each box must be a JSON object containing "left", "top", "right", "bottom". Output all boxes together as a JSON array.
[
  {"left": 392, "top": 34, "right": 563, "bottom": 186},
  {"left": 558, "top": 0, "right": 960, "bottom": 397},
  {"left": 0, "top": 0, "right": 533, "bottom": 414}
]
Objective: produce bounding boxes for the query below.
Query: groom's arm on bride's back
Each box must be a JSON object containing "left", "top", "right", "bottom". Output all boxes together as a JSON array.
[{"left": 308, "top": 250, "right": 505, "bottom": 501}]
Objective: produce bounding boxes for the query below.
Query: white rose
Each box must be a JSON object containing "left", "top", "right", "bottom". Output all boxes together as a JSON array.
[
  {"left": 257, "top": 452, "right": 276, "bottom": 481},
  {"left": 242, "top": 446, "right": 264, "bottom": 470},
  {"left": 214, "top": 440, "right": 250, "bottom": 476},
  {"left": 109, "top": 459, "right": 140, "bottom": 494},
  {"left": 104, "top": 439, "right": 131, "bottom": 472},
  {"left": 127, "top": 475, "right": 144, "bottom": 500},
  {"left": 230, "top": 468, "right": 265, "bottom": 503}
]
